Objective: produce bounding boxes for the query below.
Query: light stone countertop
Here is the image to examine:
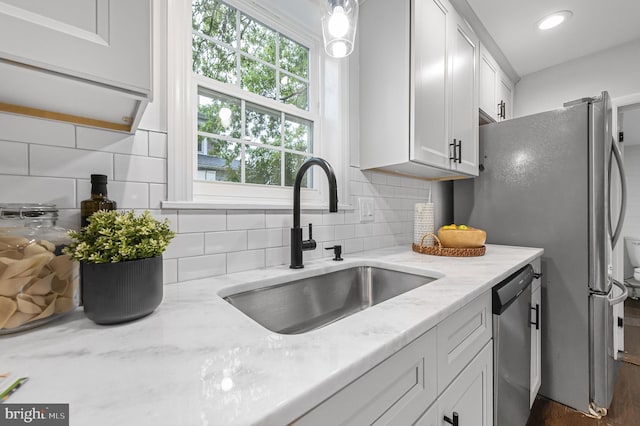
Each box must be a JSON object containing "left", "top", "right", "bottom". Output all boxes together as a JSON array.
[{"left": 2, "top": 244, "right": 543, "bottom": 425}]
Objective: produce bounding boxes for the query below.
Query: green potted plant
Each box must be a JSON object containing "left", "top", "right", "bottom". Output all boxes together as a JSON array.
[{"left": 64, "top": 210, "right": 175, "bottom": 325}]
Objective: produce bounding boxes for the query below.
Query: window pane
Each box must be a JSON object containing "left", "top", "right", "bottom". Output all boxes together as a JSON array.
[
  {"left": 240, "top": 14, "right": 276, "bottom": 65},
  {"left": 245, "top": 145, "right": 281, "bottom": 186},
  {"left": 197, "top": 137, "right": 241, "bottom": 183},
  {"left": 246, "top": 103, "right": 281, "bottom": 146},
  {"left": 280, "top": 36, "right": 309, "bottom": 79},
  {"left": 280, "top": 75, "right": 309, "bottom": 110},
  {"left": 192, "top": 0, "right": 236, "bottom": 45},
  {"left": 284, "top": 115, "right": 313, "bottom": 152},
  {"left": 285, "top": 153, "right": 311, "bottom": 188},
  {"left": 193, "top": 34, "right": 237, "bottom": 84},
  {"left": 198, "top": 90, "right": 241, "bottom": 138},
  {"left": 240, "top": 56, "right": 276, "bottom": 100}
]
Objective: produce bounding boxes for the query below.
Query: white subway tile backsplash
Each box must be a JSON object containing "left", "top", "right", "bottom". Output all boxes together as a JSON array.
[
  {"left": 149, "top": 184, "right": 167, "bottom": 209},
  {"left": 372, "top": 173, "right": 387, "bottom": 185},
  {"left": 148, "top": 132, "right": 168, "bottom": 158},
  {"left": 0, "top": 175, "right": 75, "bottom": 207},
  {"left": 77, "top": 179, "right": 149, "bottom": 209},
  {"left": 0, "top": 141, "right": 28, "bottom": 175},
  {"left": 206, "top": 230, "right": 247, "bottom": 254},
  {"left": 248, "top": 228, "right": 282, "bottom": 249},
  {"left": 163, "top": 259, "right": 178, "bottom": 284},
  {"left": 227, "top": 249, "right": 264, "bottom": 274},
  {"left": 30, "top": 145, "right": 113, "bottom": 179},
  {"left": 178, "top": 254, "right": 226, "bottom": 281},
  {"left": 344, "top": 238, "right": 364, "bottom": 254},
  {"left": 227, "top": 210, "right": 266, "bottom": 230},
  {"left": 76, "top": 127, "right": 148, "bottom": 156},
  {"left": 147, "top": 209, "right": 178, "bottom": 232},
  {"left": 164, "top": 233, "right": 204, "bottom": 259},
  {"left": 0, "top": 113, "right": 75, "bottom": 147},
  {"left": 265, "top": 246, "right": 288, "bottom": 267},
  {"left": 265, "top": 210, "right": 293, "bottom": 228},
  {"left": 114, "top": 154, "right": 166, "bottom": 183},
  {"left": 322, "top": 211, "right": 345, "bottom": 225},
  {"left": 178, "top": 210, "right": 226, "bottom": 233},
  {"left": 334, "top": 224, "right": 356, "bottom": 240}
]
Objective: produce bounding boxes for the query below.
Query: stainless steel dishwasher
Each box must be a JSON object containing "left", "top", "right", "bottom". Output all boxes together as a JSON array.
[{"left": 493, "top": 264, "right": 534, "bottom": 426}]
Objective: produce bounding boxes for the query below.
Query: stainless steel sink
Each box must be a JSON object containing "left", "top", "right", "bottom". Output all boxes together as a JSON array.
[{"left": 223, "top": 266, "right": 437, "bottom": 334}]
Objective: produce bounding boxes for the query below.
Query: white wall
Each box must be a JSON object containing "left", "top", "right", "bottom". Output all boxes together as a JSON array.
[
  {"left": 514, "top": 38, "right": 640, "bottom": 117},
  {"left": 622, "top": 144, "right": 640, "bottom": 278}
]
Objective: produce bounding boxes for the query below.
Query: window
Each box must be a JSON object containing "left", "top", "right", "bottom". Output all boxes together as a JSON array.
[
  {"left": 166, "top": 0, "right": 351, "bottom": 208},
  {"left": 191, "top": 0, "right": 317, "bottom": 191}
]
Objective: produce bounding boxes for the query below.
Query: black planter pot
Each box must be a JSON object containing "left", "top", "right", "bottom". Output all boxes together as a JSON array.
[{"left": 81, "top": 256, "right": 163, "bottom": 325}]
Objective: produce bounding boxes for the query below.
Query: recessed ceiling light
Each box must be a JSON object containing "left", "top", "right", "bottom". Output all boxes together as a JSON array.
[{"left": 537, "top": 10, "right": 573, "bottom": 30}]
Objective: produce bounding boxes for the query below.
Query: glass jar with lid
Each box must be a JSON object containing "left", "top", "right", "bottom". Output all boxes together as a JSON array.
[{"left": 0, "top": 204, "right": 79, "bottom": 334}]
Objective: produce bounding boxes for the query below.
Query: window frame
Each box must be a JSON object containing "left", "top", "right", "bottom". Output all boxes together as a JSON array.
[{"left": 166, "top": 0, "right": 352, "bottom": 210}]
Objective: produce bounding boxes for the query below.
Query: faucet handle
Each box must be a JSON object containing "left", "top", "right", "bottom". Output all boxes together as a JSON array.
[{"left": 325, "top": 245, "right": 343, "bottom": 261}]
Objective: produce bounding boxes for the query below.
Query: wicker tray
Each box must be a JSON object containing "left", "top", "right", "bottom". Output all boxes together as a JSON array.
[{"left": 412, "top": 233, "right": 486, "bottom": 257}]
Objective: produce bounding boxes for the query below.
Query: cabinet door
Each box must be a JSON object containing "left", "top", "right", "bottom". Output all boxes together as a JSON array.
[
  {"left": 448, "top": 13, "right": 478, "bottom": 176},
  {"left": 530, "top": 257, "right": 542, "bottom": 407},
  {"left": 531, "top": 284, "right": 542, "bottom": 407},
  {"left": 439, "top": 342, "right": 493, "bottom": 426},
  {"left": 411, "top": 0, "right": 450, "bottom": 169},
  {"left": 295, "top": 328, "right": 438, "bottom": 425},
  {"left": 0, "top": 0, "right": 151, "bottom": 93},
  {"left": 478, "top": 45, "right": 498, "bottom": 121},
  {"left": 414, "top": 401, "right": 438, "bottom": 426},
  {"left": 498, "top": 71, "right": 514, "bottom": 121}
]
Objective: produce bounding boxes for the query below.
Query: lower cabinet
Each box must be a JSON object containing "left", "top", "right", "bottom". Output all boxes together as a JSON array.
[
  {"left": 295, "top": 293, "right": 493, "bottom": 425},
  {"left": 438, "top": 342, "right": 493, "bottom": 426},
  {"left": 530, "top": 258, "right": 542, "bottom": 406}
]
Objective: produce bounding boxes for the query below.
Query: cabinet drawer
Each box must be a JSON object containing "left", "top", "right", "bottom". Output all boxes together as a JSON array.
[
  {"left": 295, "top": 328, "right": 437, "bottom": 426},
  {"left": 437, "top": 292, "right": 492, "bottom": 393}
]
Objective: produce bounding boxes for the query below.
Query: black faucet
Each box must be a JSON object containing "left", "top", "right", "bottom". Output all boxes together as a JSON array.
[{"left": 290, "top": 157, "right": 338, "bottom": 269}]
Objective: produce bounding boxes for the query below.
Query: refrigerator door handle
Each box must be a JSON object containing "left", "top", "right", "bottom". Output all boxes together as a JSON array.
[
  {"left": 609, "top": 279, "right": 628, "bottom": 306},
  {"left": 608, "top": 136, "right": 627, "bottom": 248}
]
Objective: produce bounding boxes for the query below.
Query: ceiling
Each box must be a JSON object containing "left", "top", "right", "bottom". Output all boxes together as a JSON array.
[{"left": 465, "top": 0, "right": 640, "bottom": 77}]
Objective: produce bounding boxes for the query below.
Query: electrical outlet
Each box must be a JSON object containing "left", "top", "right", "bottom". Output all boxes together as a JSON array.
[{"left": 359, "top": 197, "right": 375, "bottom": 223}]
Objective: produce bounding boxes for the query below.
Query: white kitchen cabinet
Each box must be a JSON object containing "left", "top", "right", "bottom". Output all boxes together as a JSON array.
[
  {"left": 294, "top": 327, "right": 438, "bottom": 425},
  {"left": 478, "top": 44, "right": 513, "bottom": 123},
  {"left": 439, "top": 342, "right": 493, "bottom": 426},
  {"left": 0, "top": 0, "right": 152, "bottom": 133},
  {"left": 530, "top": 257, "right": 542, "bottom": 407},
  {"left": 359, "top": 0, "right": 479, "bottom": 180},
  {"left": 296, "top": 292, "right": 493, "bottom": 425},
  {"left": 437, "top": 291, "right": 492, "bottom": 392}
]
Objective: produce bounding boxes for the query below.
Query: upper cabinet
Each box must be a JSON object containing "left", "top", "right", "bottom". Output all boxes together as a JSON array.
[
  {"left": 359, "top": 0, "right": 479, "bottom": 180},
  {"left": 0, "top": 0, "right": 152, "bottom": 133},
  {"left": 479, "top": 43, "right": 513, "bottom": 123}
]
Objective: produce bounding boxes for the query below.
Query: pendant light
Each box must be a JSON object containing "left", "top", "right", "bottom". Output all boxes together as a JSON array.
[{"left": 321, "top": 0, "right": 359, "bottom": 58}]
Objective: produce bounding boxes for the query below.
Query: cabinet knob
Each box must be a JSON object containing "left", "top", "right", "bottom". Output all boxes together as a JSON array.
[{"left": 444, "top": 412, "right": 459, "bottom": 426}]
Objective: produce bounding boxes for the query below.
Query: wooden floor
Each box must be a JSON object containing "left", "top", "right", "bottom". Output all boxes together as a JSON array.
[{"left": 526, "top": 298, "right": 640, "bottom": 426}]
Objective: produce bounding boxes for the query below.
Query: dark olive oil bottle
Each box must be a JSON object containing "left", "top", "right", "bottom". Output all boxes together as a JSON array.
[{"left": 80, "top": 174, "right": 116, "bottom": 227}]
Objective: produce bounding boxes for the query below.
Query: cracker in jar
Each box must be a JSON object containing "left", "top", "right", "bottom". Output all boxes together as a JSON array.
[
  {"left": 36, "top": 240, "right": 55, "bottom": 253},
  {"left": 0, "top": 236, "right": 30, "bottom": 251},
  {"left": 0, "top": 275, "right": 32, "bottom": 297},
  {"left": 3, "top": 311, "right": 36, "bottom": 329},
  {"left": 24, "top": 272, "right": 54, "bottom": 296},
  {"left": 0, "top": 296, "right": 17, "bottom": 329},
  {"left": 31, "top": 295, "right": 56, "bottom": 321},
  {"left": 51, "top": 276, "right": 68, "bottom": 296},
  {"left": 0, "top": 252, "right": 54, "bottom": 280},
  {"left": 63, "top": 278, "right": 78, "bottom": 298},
  {"left": 16, "top": 294, "right": 43, "bottom": 314},
  {"left": 0, "top": 249, "right": 24, "bottom": 260},
  {"left": 55, "top": 297, "right": 75, "bottom": 313},
  {"left": 23, "top": 242, "right": 49, "bottom": 257},
  {"left": 49, "top": 254, "right": 73, "bottom": 280}
]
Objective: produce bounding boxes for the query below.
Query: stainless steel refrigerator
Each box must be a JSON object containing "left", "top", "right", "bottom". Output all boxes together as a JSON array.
[{"left": 454, "top": 92, "right": 628, "bottom": 415}]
